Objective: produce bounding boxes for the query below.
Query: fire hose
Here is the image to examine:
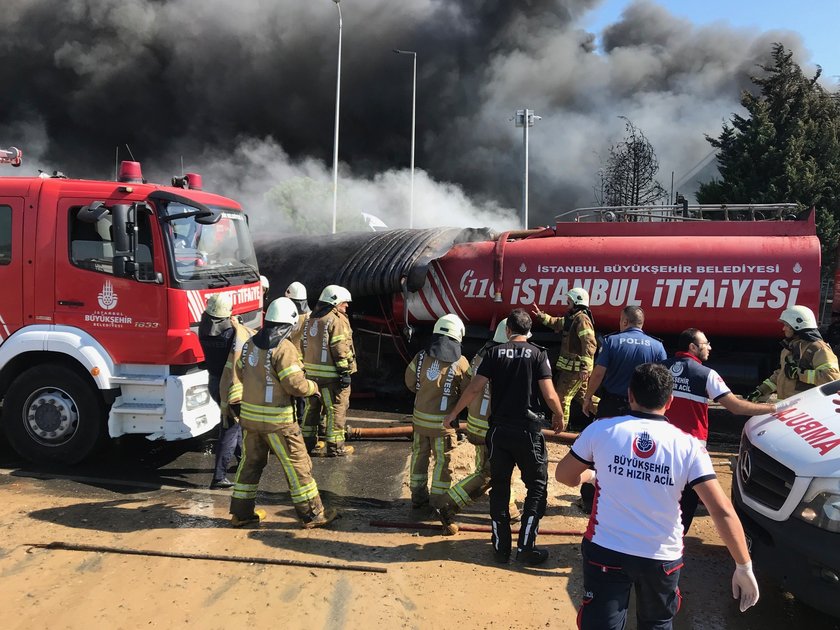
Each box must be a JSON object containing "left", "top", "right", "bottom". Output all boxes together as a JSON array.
[
  {"left": 26, "top": 541, "right": 387, "bottom": 574},
  {"left": 345, "top": 423, "right": 579, "bottom": 445}
]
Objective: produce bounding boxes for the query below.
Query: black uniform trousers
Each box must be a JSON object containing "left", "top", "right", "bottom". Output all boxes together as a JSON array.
[
  {"left": 579, "top": 539, "right": 683, "bottom": 630},
  {"left": 209, "top": 374, "right": 243, "bottom": 482},
  {"left": 486, "top": 423, "right": 548, "bottom": 557}
]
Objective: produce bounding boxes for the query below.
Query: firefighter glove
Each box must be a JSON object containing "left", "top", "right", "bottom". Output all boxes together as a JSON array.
[
  {"left": 229, "top": 403, "right": 241, "bottom": 423},
  {"left": 745, "top": 388, "right": 763, "bottom": 402},
  {"left": 732, "top": 562, "right": 760, "bottom": 612},
  {"left": 784, "top": 359, "right": 799, "bottom": 379},
  {"left": 338, "top": 373, "right": 352, "bottom": 389}
]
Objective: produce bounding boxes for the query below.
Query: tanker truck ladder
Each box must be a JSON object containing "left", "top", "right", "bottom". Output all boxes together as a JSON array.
[{"left": 557, "top": 203, "right": 802, "bottom": 223}]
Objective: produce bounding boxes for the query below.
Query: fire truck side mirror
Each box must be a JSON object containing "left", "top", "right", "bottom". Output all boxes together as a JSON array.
[
  {"left": 77, "top": 201, "right": 109, "bottom": 223},
  {"left": 111, "top": 203, "right": 137, "bottom": 279}
]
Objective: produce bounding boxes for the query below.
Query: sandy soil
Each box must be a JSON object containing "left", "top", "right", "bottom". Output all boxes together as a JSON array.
[{"left": 0, "top": 440, "right": 808, "bottom": 630}]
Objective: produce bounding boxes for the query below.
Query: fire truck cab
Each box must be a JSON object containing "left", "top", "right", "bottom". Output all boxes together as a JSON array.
[{"left": 0, "top": 159, "right": 262, "bottom": 464}]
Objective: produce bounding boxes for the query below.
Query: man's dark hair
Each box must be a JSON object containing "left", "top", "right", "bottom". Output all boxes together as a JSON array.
[
  {"left": 630, "top": 363, "right": 673, "bottom": 410},
  {"left": 677, "top": 328, "right": 700, "bottom": 352},
  {"left": 507, "top": 308, "right": 532, "bottom": 336},
  {"left": 622, "top": 305, "right": 644, "bottom": 327}
]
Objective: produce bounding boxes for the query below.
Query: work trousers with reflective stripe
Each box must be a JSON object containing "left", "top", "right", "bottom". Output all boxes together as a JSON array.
[
  {"left": 444, "top": 441, "right": 491, "bottom": 509},
  {"left": 301, "top": 380, "right": 350, "bottom": 448},
  {"left": 578, "top": 539, "right": 683, "bottom": 630},
  {"left": 230, "top": 417, "right": 323, "bottom": 523},
  {"left": 486, "top": 424, "right": 547, "bottom": 556},
  {"left": 409, "top": 430, "right": 457, "bottom": 508},
  {"left": 554, "top": 369, "right": 588, "bottom": 426}
]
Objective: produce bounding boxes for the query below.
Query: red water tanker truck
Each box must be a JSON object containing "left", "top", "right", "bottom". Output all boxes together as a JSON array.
[{"left": 255, "top": 203, "right": 824, "bottom": 395}]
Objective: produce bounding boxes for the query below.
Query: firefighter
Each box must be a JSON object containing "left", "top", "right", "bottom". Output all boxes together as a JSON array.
[
  {"left": 227, "top": 297, "right": 337, "bottom": 529},
  {"left": 437, "top": 319, "right": 519, "bottom": 535},
  {"left": 533, "top": 287, "right": 597, "bottom": 430},
  {"left": 199, "top": 294, "right": 245, "bottom": 489},
  {"left": 301, "top": 285, "right": 356, "bottom": 457},
  {"left": 405, "top": 314, "right": 470, "bottom": 512},
  {"left": 748, "top": 305, "right": 840, "bottom": 402}
]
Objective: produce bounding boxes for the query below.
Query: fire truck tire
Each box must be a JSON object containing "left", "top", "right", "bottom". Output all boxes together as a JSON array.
[{"left": 3, "top": 365, "right": 106, "bottom": 465}]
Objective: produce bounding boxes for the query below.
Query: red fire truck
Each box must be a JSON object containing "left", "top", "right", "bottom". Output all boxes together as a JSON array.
[{"left": 0, "top": 151, "right": 262, "bottom": 464}]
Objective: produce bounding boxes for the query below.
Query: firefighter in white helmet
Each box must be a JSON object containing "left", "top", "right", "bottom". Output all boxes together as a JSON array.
[
  {"left": 532, "top": 287, "right": 597, "bottom": 429},
  {"left": 285, "top": 282, "right": 310, "bottom": 359},
  {"left": 748, "top": 305, "right": 840, "bottom": 401},
  {"left": 301, "top": 284, "right": 357, "bottom": 457},
  {"left": 437, "top": 319, "right": 519, "bottom": 534},
  {"left": 405, "top": 314, "right": 470, "bottom": 513},
  {"left": 227, "top": 297, "right": 336, "bottom": 528}
]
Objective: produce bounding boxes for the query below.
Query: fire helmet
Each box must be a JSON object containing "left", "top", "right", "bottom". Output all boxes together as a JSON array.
[
  {"left": 205, "top": 293, "right": 233, "bottom": 318},
  {"left": 260, "top": 275, "right": 270, "bottom": 292},
  {"left": 567, "top": 287, "right": 590, "bottom": 307},
  {"left": 265, "top": 297, "right": 299, "bottom": 326},
  {"left": 493, "top": 319, "right": 509, "bottom": 343},
  {"left": 285, "top": 281, "right": 307, "bottom": 301},
  {"left": 434, "top": 314, "right": 465, "bottom": 342},
  {"left": 779, "top": 305, "right": 817, "bottom": 331},
  {"left": 319, "top": 284, "right": 352, "bottom": 306}
]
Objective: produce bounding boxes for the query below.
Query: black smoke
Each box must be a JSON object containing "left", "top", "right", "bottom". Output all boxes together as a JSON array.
[{"left": 0, "top": 0, "right": 816, "bottom": 231}]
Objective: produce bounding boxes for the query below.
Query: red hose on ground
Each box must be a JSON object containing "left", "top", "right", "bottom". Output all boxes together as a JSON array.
[
  {"left": 369, "top": 520, "right": 585, "bottom": 536},
  {"left": 346, "top": 424, "right": 579, "bottom": 445}
]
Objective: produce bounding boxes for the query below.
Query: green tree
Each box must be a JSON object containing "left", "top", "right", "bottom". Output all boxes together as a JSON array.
[
  {"left": 698, "top": 43, "right": 840, "bottom": 274},
  {"left": 596, "top": 117, "right": 667, "bottom": 208}
]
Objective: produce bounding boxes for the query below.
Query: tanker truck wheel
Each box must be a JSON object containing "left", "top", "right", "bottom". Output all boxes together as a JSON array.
[{"left": 3, "top": 365, "right": 106, "bottom": 465}]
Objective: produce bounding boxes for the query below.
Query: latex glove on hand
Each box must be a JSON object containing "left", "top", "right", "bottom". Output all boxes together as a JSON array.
[{"left": 731, "top": 562, "right": 760, "bottom": 612}]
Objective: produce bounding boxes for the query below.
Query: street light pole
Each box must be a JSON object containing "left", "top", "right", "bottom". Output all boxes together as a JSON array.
[
  {"left": 393, "top": 49, "right": 417, "bottom": 228},
  {"left": 330, "top": 0, "right": 343, "bottom": 234},
  {"left": 513, "top": 109, "right": 541, "bottom": 230}
]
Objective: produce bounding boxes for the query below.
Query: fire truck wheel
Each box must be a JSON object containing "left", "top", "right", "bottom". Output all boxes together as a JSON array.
[{"left": 3, "top": 365, "right": 105, "bottom": 465}]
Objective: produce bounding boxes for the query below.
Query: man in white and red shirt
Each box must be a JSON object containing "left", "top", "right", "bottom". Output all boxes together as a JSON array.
[
  {"left": 662, "top": 328, "right": 776, "bottom": 531},
  {"left": 555, "top": 363, "right": 759, "bottom": 630}
]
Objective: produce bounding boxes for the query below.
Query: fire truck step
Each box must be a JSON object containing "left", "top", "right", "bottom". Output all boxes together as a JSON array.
[
  {"left": 111, "top": 375, "right": 167, "bottom": 386},
  {"left": 111, "top": 402, "right": 166, "bottom": 415}
]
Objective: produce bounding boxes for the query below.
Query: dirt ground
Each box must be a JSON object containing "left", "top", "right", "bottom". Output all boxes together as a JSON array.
[{"left": 3, "top": 436, "right": 809, "bottom": 630}]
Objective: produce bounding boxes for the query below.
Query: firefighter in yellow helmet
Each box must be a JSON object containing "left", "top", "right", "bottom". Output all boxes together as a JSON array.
[
  {"left": 227, "top": 297, "right": 336, "bottom": 528},
  {"left": 404, "top": 314, "right": 470, "bottom": 512},
  {"left": 748, "top": 305, "right": 840, "bottom": 401},
  {"left": 533, "top": 287, "right": 597, "bottom": 429},
  {"left": 301, "top": 285, "right": 357, "bottom": 457},
  {"left": 437, "top": 319, "right": 519, "bottom": 534}
]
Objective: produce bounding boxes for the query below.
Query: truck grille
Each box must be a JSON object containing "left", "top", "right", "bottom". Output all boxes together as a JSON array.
[{"left": 738, "top": 435, "right": 795, "bottom": 510}]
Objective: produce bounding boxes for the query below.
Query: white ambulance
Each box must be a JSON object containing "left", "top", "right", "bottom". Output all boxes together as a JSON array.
[{"left": 732, "top": 381, "right": 840, "bottom": 618}]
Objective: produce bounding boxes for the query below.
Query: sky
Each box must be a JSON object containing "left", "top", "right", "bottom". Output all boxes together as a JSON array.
[
  {"left": 0, "top": 1, "right": 835, "bottom": 234},
  {"left": 585, "top": 1, "right": 839, "bottom": 80}
]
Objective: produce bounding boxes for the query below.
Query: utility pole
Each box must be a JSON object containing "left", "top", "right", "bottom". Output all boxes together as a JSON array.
[{"left": 513, "top": 109, "right": 541, "bottom": 230}]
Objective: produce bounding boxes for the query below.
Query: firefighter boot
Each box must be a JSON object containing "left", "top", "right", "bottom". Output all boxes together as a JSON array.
[
  {"left": 491, "top": 518, "right": 512, "bottom": 564},
  {"left": 326, "top": 443, "right": 354, "bottom": 457},
  {"left": 515, "top": 514, "right": 549, "bottom": 566},
  {"left": 301, "top": 507, "right": 339, "bottom": 529},
  {"left": 230, "top": 508, "right": 266, "bottom": 528},
  {"left": 438, "top": 505, "right": 460, "bottom": 536}
]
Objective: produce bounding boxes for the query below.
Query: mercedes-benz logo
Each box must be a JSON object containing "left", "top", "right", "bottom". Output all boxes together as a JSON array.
[{"left": 739, "top": 450, "right": 752, "bottom": 485}]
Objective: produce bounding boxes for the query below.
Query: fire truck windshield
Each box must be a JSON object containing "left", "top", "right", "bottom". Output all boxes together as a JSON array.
[{"left": 159, "top": 201, "right": 258, "bottom": 287}]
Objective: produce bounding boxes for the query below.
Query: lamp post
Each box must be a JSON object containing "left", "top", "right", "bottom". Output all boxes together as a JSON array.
[
  {"left": 330, "top": 0, "right": 343, "bottom": 234},
  {"left": 393, "top": 49, "right": 417, "bottom": 228},
  {"left": 513, "top": 109, "right": 541, "bottom": 230}
]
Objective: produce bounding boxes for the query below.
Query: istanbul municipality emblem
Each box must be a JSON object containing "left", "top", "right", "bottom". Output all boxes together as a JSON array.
[{"left": 97, "top": 280, "right": 118, "bottom": 310}]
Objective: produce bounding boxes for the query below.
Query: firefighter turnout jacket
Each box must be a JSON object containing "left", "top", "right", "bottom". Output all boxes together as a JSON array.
[
  {"left": 404, "top": 350, "right": 470, "bottom": 436},
  {"left": 229, "top": 338, "right": 318, "bottom": 423},
  {"left": 290, "top": 311, "right": 310, "bottom": 360},
  {"left": 218, "top": 318, "right": 255, "bottom": 419},
  {"left": 303, "top": 307, "right": 356, "bottom": 381},
  {"left": 757, "top": 336, "right": 840, "bottom": 400},
  {"left": 464, "top": 351, "right": 492, "bottom": 444},
  {"left": 539, "top": 307, "right": 597, "bottom": 373}
]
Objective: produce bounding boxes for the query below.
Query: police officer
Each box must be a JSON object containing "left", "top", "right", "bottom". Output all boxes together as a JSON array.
[
  {"left": 227, "top": 297, "right": 336, "bottom": 529},
  {"left": 748, "top": 305, "right": 840, "bottom": 402},
  {"left": 437, "top": 319, "right": 520, "bottom": 535},
  {"left": 404, "top": 314, "right": 470, "bottom": 515},
  {"left": 301, "top": 285, "right": 356, "bottom": 457},
  {"left": 533, "top": 287, "right": 597, "bottom": 429},
  {"left": 199, "top": 294, "right": 245, "bottom": 489},
  {"left": 583, "top": 305, "right": 666, "bottom": 420},
  {"left": 444, "top": 309, "right": 564, "bottom": 565},
  {"left": 555, "top": 364, "right": 759, "bottom": 628},
  {"left": 662, "top": 328, "right": 776, "bottom": 532}
]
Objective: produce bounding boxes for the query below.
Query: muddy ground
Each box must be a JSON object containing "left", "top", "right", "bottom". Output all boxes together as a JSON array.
[{"left": 1, "top": 415, "right": 838, "bottom": 630}]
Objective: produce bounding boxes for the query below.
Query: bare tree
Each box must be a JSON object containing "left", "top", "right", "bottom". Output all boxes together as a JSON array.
[{"left": 595, "top": 117, "right": 667, "bottom": 207}]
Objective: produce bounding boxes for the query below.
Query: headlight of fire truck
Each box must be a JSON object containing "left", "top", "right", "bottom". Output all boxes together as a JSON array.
[
  {"left": 185, "top": 384, "right": 211, "bottom": 411},
  {"left": 794, "top": 477, "right": 840, "bottom": 533}
]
